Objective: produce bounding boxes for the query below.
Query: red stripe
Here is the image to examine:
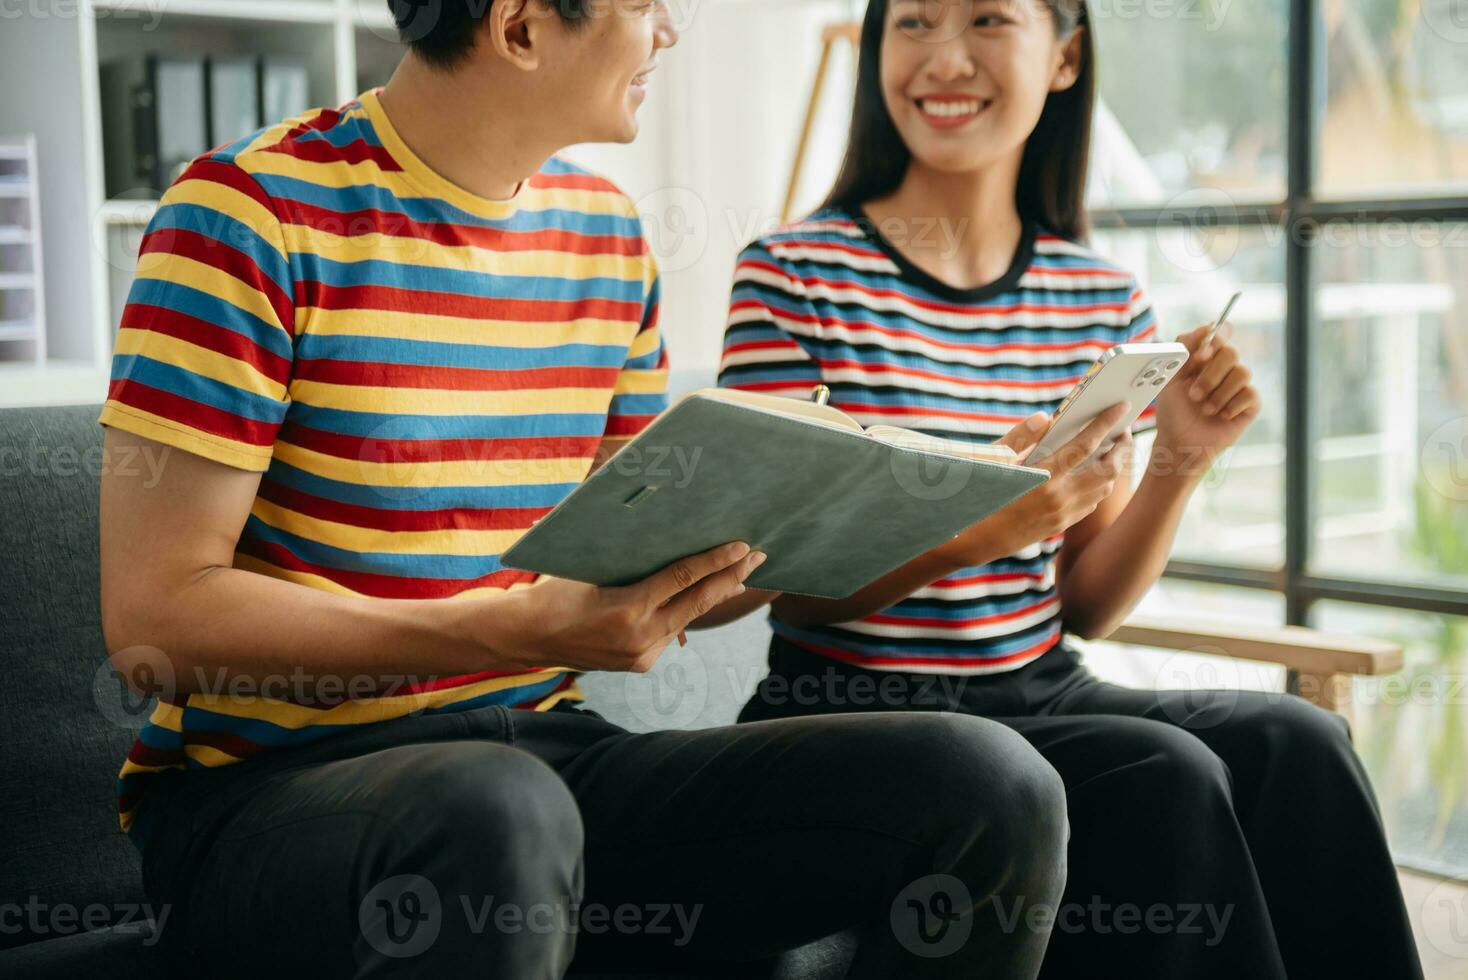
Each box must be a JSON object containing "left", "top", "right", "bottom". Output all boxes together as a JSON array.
[
  {"left": 120, "top": 303, "right": 291, "bottom": 385},
  {"left": 865, "top": 596, "right": 1059, "bottom": 631},
  {"left": 284, "top": 199, "right": 646, "bottom": 257},
  {"left": 740, "top": 258, "right": 1131, "bottom": 319},
  {"left": 604, "top": 414, "right": 657, "bottom": 438},
  {"left": 531, "top": 171, "right": 619, "bottom": 193},
  {"left": 261, "top": 134, "right": 401, "bottom": 171},
  {"left": 934, "top": 570, "right": 1049, "bottom": 589},
  {"left": 182, "top": 728, "right": 268, "bottom": 761},
  {"left": 237, "top": 538, "right": 536, "bottom": 599},
  {"left": 293, "top": 358, "right": 621, "bottom": 392},
  {"left": 820, "top": 358, "right": 1076, "bottom": 390},
  {"left": 181, "top": 158, "right": 277, "bottom": 215},
  {"left": 296, "top": 281, "right": 643, "bottom": 323},
  {"left": 139, "top": 226, "right": 294, "bottom": 330},
  {"left": 730, "top": 299, "right": 1121, "bottom": 356},
  {"left": 107, "top": 378, "right": 279, "bottom": 448},
  {"left": 277, "top": 420, "right": 600, "bottom": 463},
  {"left": 126, "top": 740, "right": 183, "bottom": 769},
  {"left": 257, "top": 479, "right": 552, "bottom": 533},
  {"left": 770, "top": 238, "right": 888, "bottom": 261}
]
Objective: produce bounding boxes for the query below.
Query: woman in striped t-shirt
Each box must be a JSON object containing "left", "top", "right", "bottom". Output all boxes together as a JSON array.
[{"left": 719, "top": 1, "right": 1419, "bottom": 978}]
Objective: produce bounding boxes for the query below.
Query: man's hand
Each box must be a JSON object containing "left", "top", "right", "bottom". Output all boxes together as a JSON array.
[
  {"left": 502, "top": 543, "right": 768, "bottom": 674},
  {"left": 935, "top": 405, "right": 1133, "bottom": 567}
]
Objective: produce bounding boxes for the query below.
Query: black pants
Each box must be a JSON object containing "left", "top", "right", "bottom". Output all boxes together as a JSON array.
[
  {"left": 739, "top": 636, "right": 1424, "bottom": 980},
  {"left": 139, "top": 698, "right": 1070, "bottom": 978}
]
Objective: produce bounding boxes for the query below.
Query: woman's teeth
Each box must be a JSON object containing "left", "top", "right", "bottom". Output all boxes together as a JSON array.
[{"left": 920, "top": 99, "right": 985, "bottom": 117}]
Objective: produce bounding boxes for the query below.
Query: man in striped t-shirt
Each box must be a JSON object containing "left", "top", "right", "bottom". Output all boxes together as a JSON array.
[
  {"left": 719, "top": 208, "right": 1158, "bottom": 675},
  {"left": 96, "top": 3, "right": 1069, "bottom": 976}
]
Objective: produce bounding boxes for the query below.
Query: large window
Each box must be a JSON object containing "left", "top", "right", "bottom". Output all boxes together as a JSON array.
[{"left": 1088, "top": 0, "right": 1468, "bottom": 878}]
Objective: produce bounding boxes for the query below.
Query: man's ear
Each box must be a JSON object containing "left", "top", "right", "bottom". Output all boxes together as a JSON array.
[
  {"left": 487, "top": 0, "right": 542, "bottom": 71},
  {"left": 1050, "top": 26, "right": 1085, "bottom": 92}
]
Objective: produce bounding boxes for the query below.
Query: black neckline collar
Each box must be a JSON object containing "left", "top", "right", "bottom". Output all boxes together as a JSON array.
[{"left": 847, "top": 204, "right": 1037, "bottom": 304}]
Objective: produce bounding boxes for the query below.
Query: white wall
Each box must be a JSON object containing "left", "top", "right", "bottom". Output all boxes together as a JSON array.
[{"left": 570, "top": 0, "right": 859, "bottom": 397}]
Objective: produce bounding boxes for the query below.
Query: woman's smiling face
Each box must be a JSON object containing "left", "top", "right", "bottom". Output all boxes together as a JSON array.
[{"left": 880, "top": 0, "right": 1083, "bottom": 176}]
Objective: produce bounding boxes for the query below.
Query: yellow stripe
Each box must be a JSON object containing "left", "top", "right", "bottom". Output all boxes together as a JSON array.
[
  {"left": 627, "top": 325, "right": 662, "bottom": 359},
  {"left": 302, "top": 307, "right": 638, "bottom": 347},
  {"left": 135, "top": 252, "right": 288, "bottom": 332},
  {"left": 233, "top": 553, "right": 539, "bottom": 598},
  {"left": 114, "top": 327, "right": 289, "bottom": 403},
  {"left": 241, "top": 151, "right": 639, "bottom": 218},
  {"left": 250, "top": 497, "right": 529, "bottom": 557},
  {"left": 278, "top": 225, "right": 648, "bottom": 282},
  {"left": 155, "top": 177, "right": 286, "bottom": 259},
  {"left": 285, "top": 380, "right": 614, "bottom": 417},
  {"left": 611, "top": 367, "right": 669, "bottom": 397},
  {"left": 179, "top": 668, "right": 574, "bottom": 729},
  {"left": 99, "top": 402, "right": 274, "bottom": 472},
  {"left": 271, "top": 438, "right": 593, "bottom": 488}
]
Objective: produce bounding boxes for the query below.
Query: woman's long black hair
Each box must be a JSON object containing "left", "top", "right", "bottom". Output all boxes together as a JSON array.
[{"left": 822, "top": 0, "right": 1094, "bottom": 241}]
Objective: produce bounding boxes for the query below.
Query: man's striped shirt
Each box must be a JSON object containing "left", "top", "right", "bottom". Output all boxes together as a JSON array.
[
  {"left": 100, "top": 91, "right": 667, "bottom": 840},
  {"left": 718, "top": 207, "right": 1157, "bottom": 675}
]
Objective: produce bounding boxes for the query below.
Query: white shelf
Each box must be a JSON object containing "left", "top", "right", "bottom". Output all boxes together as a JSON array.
[
  {"left": 92, "top": 0, "right": 339, "bottom": 24},
  {"left": 0, "top": 320, "right": 37, "bottom": 341},
  {"left": 99, "top": 199, "right": 159, "bottom": 227},
  {"left": 0, "top": 183, "right": 33, "bottom": 198},
  {"left": 0, "top": 361, "right": 109, "bottom": 408},
  {"left": 0, "top": 273, "right": 36, "bottom": 289},
  {"left": 0, "top": 227, "right": 32, "bottom": 244}
]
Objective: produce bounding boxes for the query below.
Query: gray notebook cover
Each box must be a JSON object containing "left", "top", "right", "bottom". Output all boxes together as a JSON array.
[{"left": 501, "top": 394, "right": 1050, "bottom": 599}]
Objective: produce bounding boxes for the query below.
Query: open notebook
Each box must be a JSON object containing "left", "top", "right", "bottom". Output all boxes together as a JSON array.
[{"left": 501, "top": 388, "right": 1050, "bottom": 599}]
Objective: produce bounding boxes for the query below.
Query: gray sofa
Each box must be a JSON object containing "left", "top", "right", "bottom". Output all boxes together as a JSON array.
[{"left": 0, "top": 405, "right": 855, "bottom": 979}]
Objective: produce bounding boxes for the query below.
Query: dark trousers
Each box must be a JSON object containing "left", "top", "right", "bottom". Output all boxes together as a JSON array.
[
  {"left": 139, "top": 698, "right": 1069, "bottom": 978},
  {"left": 739, "top": 637, "right": 1425, "bottom": 980}
]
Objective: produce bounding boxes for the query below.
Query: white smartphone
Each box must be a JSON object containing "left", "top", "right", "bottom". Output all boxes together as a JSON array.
[{"left": 1028, "top": 343, "right": 1191, "bottom": 463}]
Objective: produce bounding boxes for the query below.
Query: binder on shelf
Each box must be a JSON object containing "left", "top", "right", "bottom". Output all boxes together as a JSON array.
[
  {"left": 100, "top": 55, "right": 207, "bottom": 197},
  {"left": 207, "top": 56, "right": 262, "bottom": 148},
  {"left": 259, "top": 58, "right": 310, "bottom": 124}
]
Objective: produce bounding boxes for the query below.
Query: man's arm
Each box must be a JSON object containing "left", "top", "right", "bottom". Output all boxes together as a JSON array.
[{"left": 101, "top": 430, "right": 761, "bottom": 698}]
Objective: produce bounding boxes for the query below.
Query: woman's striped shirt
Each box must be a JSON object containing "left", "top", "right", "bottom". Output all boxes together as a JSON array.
[
  {"left": 718, "top": 206, "right": 1157, "bottom": 676},
  {"left": 100, "top": 91, "right": 666, "bottom": 840}
]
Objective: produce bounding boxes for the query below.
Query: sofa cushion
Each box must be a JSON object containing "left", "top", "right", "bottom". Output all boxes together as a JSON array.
[{"left": 0, "top": 406, "right": 148, "bottom": 950}]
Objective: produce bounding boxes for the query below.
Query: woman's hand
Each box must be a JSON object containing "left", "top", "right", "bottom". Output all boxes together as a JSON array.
[
  {"left": 935, "top": 405, "right": 1133, "bottom": 568},
  {"left": 1154, "top": 324, "right": 1261, "bottom": 477},
  {"left": 499, "top": 542, "right": 767, "bottom": 674}
]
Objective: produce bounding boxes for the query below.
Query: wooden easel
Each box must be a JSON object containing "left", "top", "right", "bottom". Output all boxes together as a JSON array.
[{"left": 781, "top": 21, "right": 863, "bottom": 224}]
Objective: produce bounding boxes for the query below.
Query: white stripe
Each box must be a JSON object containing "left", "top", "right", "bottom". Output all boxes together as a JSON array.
[{"left": 835, "top": 597, "right": 1061, "bottom": 641}]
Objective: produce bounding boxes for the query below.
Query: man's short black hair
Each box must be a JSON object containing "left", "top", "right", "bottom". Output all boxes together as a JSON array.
[{"left": 390, "top": 0, "right": 589, "bottom": 69}]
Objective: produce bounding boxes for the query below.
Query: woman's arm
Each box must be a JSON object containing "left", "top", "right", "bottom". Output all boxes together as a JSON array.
[
  {"left": 774, "top": 407, "right": 1132, "bottom": 628},
  {"left": 1056, "top": 324, "right": 1261, "bottom": 639}
]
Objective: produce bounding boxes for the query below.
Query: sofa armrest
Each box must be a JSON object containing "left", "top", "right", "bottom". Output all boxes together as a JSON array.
[{"left": 1098, "top": 615, "right": 1405, "bottom": 716}]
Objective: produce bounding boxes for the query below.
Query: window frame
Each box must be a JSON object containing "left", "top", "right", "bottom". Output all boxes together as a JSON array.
[{"left": 1089, "top": 0, "right": 1468, "bottom": 627}]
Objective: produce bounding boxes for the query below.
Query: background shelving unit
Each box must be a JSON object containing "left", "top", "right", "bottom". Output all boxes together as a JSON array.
[
  {"left": 0, "top": 0, "right": 405, "bottom": 405},
  {"left": 0, "top": 136, "right": 45, "bottom": 367}
]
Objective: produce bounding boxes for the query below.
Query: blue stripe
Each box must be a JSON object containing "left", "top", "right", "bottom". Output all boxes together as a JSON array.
[
  {"left": 283, "top": 404, "right": 609, "bottom": 439},
  {"left": 112, "top": 354, "right": 289, "bottom": 425},
  {"left": 292, "top": 333, "right": 631, "bottom": 369},
  {"left": 125, "top": 277, "right": 294, "bottom": 360},
  {"left": 148, "top": 202, "right": 292, "bottom": 293},
  {"left": 262, "top": 460, "right": 580, "bottom": 512},
  {"left": 243, "top": 515, "right": 509, "bottom": 578},
  {"left": 294, "top": 253, "right": 644, "bottom": 303}
]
